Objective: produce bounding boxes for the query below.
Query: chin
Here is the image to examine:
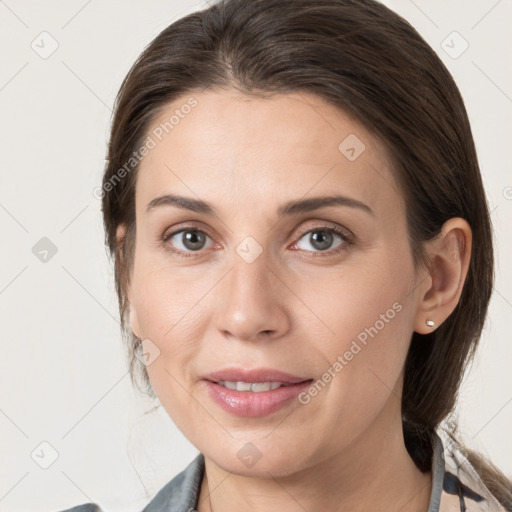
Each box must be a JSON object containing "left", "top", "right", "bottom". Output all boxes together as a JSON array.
[{"left": 202, "top": 439, "right": 316, "bottom": 478}]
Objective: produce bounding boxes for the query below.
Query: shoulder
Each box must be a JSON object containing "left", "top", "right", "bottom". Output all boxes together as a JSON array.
[
  {"left": 142, "top": 453, "right": 204, "bottom": 511},
  {"left": 56, "top": 505, "right": 103, "bottom": 512},
  {"left": 56, "top": 453, "right": 205, "bottom": 512},
  {"left": 434, "top": 427, "right": 509, "bottom": 512}
]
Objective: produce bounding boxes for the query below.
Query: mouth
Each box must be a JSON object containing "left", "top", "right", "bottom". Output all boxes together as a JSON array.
[{"left": 202, "top": 368, "right": 313, "bottom": 417}]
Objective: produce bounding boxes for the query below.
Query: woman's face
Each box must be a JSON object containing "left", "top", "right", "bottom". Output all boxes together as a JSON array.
[{"left": 124, "top": 89, "right": 426, "bottom": 476}]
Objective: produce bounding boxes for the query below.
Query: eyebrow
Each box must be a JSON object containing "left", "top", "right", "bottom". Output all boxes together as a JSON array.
[{"left": 145, "top": 193, "right": 374, "bottom": 217}]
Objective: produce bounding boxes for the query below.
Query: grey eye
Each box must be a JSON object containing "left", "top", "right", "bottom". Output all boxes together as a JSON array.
[
  {"left": 296, "top": 229, "right": 345, "bottom": 252},
  {"left": 170, "top": 230, "right": 212, "bottom": 252}
]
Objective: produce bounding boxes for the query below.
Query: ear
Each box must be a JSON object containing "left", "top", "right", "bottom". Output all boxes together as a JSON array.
[
  {"left": 413, "top": 218, "right": 472, "bottom": 334},
  {"left": 116, "top": 223, "right": 142, "bottom": 339}
]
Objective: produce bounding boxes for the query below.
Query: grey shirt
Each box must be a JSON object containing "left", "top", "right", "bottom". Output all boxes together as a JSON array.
[{"left": 58, "top": 428, "right": 506, "bottom": 512}]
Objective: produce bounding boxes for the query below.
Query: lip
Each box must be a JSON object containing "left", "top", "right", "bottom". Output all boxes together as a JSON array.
[
  {"left": 205, "top": 367, "right": 309, "bottom": 384},
  {"left": 202, "top": 367, "right": 312, "bottom": 417}
]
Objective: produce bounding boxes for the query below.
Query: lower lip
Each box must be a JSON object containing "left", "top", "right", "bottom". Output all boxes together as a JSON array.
[{"left": 202, "top": 380, "right": 312, "bottom": 417}]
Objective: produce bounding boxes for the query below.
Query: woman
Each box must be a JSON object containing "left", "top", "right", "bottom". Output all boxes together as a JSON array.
[{"left": 61, "top": 0, "right": 511, "bottom": 510}]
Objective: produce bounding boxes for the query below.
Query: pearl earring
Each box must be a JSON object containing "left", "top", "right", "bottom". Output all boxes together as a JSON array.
[{"left": 426, "top": 319, "right": 435, "bottom": 327}]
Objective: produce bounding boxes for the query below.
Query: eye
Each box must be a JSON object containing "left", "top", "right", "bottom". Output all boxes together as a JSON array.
[
  {"left": 292, "top": 225, "right": 351, "bottom": 256},
  {"left": 161, "top": 223, "right": 353, "bottom": 258},
  {"left": 162, "top": 228, "right": 214, "bottom": 257}
]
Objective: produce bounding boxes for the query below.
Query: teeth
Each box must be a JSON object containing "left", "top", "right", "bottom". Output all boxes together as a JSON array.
[{"left": 218, "top": 381, "right": 284, "bottom": 392}]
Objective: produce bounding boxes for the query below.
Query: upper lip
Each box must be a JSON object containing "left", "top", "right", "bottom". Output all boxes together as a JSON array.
[{"left": 205, "top": 367, "right": 311, "bottom": 384}]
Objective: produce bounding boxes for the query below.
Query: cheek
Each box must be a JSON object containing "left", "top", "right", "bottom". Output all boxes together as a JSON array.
[
  {"left": 131, "top": 251, "right": 211, "bottom": 340},
  {"left": 296, "top": 248, "right": 416, "bottom": 414},
  {"left": 296, "top": 247, "right": 414, "bottom": 354},
  {"left": 130, "top": 262, "right": 204, "bottom": 392},
  {"left": 135, "top": 271, "right": 206, "bottom": 438}
]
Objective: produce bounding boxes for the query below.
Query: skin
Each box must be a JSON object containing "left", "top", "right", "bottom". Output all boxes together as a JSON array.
[{"left": 117, "top": 89, "right": 471, "bottom": 512}]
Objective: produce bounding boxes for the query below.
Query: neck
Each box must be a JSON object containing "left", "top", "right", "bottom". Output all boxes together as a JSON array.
[{"left": 197, "top": 405, "right": 432, "bottom": 512}]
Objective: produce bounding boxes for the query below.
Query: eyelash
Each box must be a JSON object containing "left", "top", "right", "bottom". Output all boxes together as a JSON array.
[{"left": 160, "top": 223, "right": 354, "bottom": 259}]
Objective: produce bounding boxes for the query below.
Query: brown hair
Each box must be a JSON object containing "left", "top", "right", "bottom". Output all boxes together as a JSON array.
[{"left": 100, "top": 0, "right": 511, "bottom": 506}]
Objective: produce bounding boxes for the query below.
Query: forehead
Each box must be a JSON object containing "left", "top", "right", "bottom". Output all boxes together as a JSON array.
[{"left": 135, "top": 89, "right": 402, "bottom": 218}]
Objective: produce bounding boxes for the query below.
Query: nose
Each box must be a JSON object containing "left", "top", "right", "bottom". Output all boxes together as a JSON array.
[{"left": 212, "top": 249, "right": 291, "bottom": 343}]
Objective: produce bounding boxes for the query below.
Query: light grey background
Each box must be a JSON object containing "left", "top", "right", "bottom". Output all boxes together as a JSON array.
[{"left": 0, "top": 1, "right": 510, "bottom": 510}]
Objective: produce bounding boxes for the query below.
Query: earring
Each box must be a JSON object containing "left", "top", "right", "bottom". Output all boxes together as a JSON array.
[{"left": 426, "top": 319, "right": 435, "bottom": 327}]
